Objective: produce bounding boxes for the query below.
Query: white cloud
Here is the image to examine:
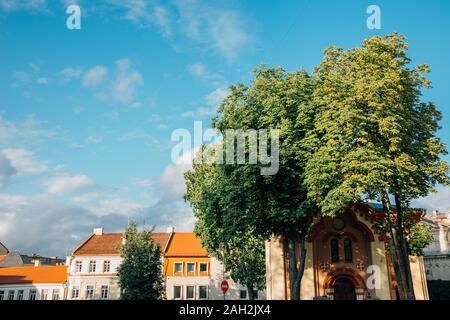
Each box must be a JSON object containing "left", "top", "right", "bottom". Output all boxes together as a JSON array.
[
  {"left": 205, "top": 86, "right": 229, "bottom": 107},
  {"left": 59, "top": 67, "right": 84, "bottom": 79},
  {"left": 412, "top": 187, "right": 450, "bottom": 213},
  {"left": 0, "top": 154, "right": 16, "bottom": 190},
  {"left": 37, "top": 77, "right": 48, "bottom": 85},
  {"left": 188, "top": 63, "right": 206, "bottom": 78},
  {"left": 0, "top": 114, "right": 56, "bottom": 146},
  {"left": 0, "top": 194, "right": 128, "bottom": 256},
  {"left": 174, "top": 0, "right": 251, "bottom": 62},
  {"left": 182, "top": 87, "right": 229, "bottom": 118},
  {"left": 0, "top": 0, "right": 48, "bottom": 12},
  {"left": 45, "top": 175, "right": 95, "bottom": 195},
  {"left": 110, "top": 58, "right": 143, "bottom": 105},
  {"left": 82, "top": 65, "right": 108, "bottom": 87},
  {"left": 12, "top": 71, "right": 32, "bottom": 85},
  {"left": 2, "top": 148, "right": 48, "bottom": 176}
]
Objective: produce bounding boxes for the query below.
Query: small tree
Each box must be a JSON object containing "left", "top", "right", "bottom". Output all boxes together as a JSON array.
[
  {"left": 117, "top": 223, "right": 164, "bottom": 300},
  {"left": 408, "top": 222, "right": 434, "bottom": 256}
]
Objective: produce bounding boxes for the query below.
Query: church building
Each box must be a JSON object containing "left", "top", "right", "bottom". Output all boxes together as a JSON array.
[{"left": 265, "top": 202, "right": 429, "bottom": 300}]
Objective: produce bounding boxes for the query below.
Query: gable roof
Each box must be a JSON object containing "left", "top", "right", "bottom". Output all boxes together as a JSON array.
[
  {"left": 0, "top": 266, "right": 67, "bottom": 285},
  {"left": 165, "top": 233, "right": 209, "bottom": 257},
  {"left": 73, "top": 232, "right": 171, "bottom": 256}
]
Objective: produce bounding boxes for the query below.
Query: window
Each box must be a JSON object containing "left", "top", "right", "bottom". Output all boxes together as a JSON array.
[
  {"left": 52, "top": 290, "right": 60, "bottom": 300},
  {"left": 75, "top": 260, "right": 82, "bottom": 273},
  {"left": 0, "top": 290, "right": 4, "bottom": 300},
  {"left": 29, "top": 289, "right": 37, "bottom": 300},
  {"left": 86, "top": 285, "right": 94, "bottom": 299},
  {"left": 199, "top": 286, "right": 208, "bottom": 299},
  {"left": 103, "top": 260, "right": 111, "bottom": 273},
  {"left": 40, "top": 289, "right": 48, "bottom": 300},
  {"left": 186, "top": 262, "right": 195, "bottom": 273},
  {"left": 186, "top": 286, "right": 195, "bottom": 299},
  {"left": 101, "top": 285, "right": 109, "bottom": 299},
  {"left": 240, "top": 290, "right": 247, "bottom": 299},
  {"left": 71, "top": 287, "right": 80, "bottom": 299},
  {"left": 173, "top": 286, "right": 182, "bottom": 299},
  {"left": 199, "top": 263, "right": 208, "bottom": 273},
  {"left": 89, "top": 260, "right": 96, "bottom": 273},
  {"left": 17, "top": 290, "right": 24, "bottom": 300},
  {"left": 253, "top": 290, "right": 259, "bottom": 299},
  {"left": 344, "top": 238, "right": 353, "bottom": 262},
  {"left": 8, "top": 290, "right": 15, "bottom": 300},
  {"left": 331, "top": 238, "right": 339, "bottom": 262},
  {"left": 174, "top": 262, "right": 183, "bottom": 273}
]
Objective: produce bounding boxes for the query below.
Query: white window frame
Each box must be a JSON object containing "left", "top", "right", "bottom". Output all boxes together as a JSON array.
[
  {"left": 174, "top": 262, "right": 183, "bottom": 274},
  {"left": 199, "top": 262, "right": 208, "bottom": 273},
  {"left": 88, "top": 260, "right": 96, "bottom": 273},
  {"left": 186, "top": 285, "right": 195, "bottom": 300},
  {"left": 103, "top": 260, "right": 111, "bottom": 273},
  {"left": 52, "top": 289, "right": 60, "bottom": 300},
  {"left": 29, "top": 289, "right": 37, "bottom": 300},
  {"left": 8, "top": 290, "right": 15, "bottom": 300},
  {"left": 85, "top": 285, "right": 95, "bottom": 299},
  {"left": 0, "top": 290, "right": 4, "bottom": 301},
  {"left": 71, "top": 286, "right": 80, "bottom": 299},
  {"left": 173, "top": 285, "right": 182, "bottom": 300},
  {"left": 40, "top": 289, "right": 48, "bottom": 300},
  {"left": 186, "top": 262, "right": 196, "bottom": 274},
  {"left": 100, "top": 285, "right": 109, "bottom": 299},
  {"left": 75, "top": 260, "right": 82, "bottom": 273},
  {"left": 198, "top": 285, "right": 209, "bottom": 300},
  {"left": 17, "top": 290, "right": 24, "bottom": 300}
]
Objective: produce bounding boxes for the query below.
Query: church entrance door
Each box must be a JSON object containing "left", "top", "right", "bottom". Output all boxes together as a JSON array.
[{"left": 333, "top": 277, "right": 356, "bottom": 300}]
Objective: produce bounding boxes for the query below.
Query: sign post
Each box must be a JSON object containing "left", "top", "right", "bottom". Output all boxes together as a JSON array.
[{"left": 221, "top": 280, "right": 229, "bottom": 300}]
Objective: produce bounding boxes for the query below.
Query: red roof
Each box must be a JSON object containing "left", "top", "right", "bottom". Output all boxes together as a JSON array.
[
  {"left": 0, "top": 266, "right": 67, "bottom": 285},
  {"left": 73, "top": 232, "right": 171, "bottom": 256}
]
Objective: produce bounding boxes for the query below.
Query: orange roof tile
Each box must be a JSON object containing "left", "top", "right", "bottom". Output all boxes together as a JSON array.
[
  {"left": 165, "top": 233, "right": 209, "bottom": 257},
  {"left": 0, "top": 255, "right": 6, "bottom": 262},
  {"left": 0, "top": 266, "right": 67, "bottom": 285},
  {"left": 73, "top": 232, "right": 171, "bottom": 256}
]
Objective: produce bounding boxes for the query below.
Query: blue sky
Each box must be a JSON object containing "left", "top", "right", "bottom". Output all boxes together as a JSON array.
[{"left": 0, "top": 0, "right": 449, "bottom": 257}]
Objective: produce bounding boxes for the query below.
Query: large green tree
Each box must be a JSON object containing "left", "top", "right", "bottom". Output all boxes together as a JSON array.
[
  {"left": 185, "top": 156, "right": 266, "bottom": 300},
  {"left": 304, "top": 33, "right": 449, "bottom": 300},
  {"left": 117, "top": 223, "right": 164, "bottom": 300},
  {"left": 185, "top": 67, "right": 317, "bottom": 300}
]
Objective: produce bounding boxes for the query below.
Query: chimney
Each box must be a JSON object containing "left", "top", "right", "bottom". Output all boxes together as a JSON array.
[
  {"left": 432, "top": 210, "right": 439, "bottom": 216},
  {"left": 166, "top": 226, "right": 175, "bottom": 234},
  {"left": 34, "top": 260, "right": 41, "bottom": 267},
  {"left": 93, "top": 227, "right": 104, "bottom": 236}
]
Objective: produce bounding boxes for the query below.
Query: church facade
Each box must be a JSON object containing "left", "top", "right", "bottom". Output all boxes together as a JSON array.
[{"left": 265, "top": 202, "right": 429, "bottom": 300}]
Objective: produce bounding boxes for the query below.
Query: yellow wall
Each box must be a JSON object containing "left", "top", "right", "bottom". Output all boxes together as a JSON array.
[{"left": 164, "top": 257, "right": 210, "bottom": 277}]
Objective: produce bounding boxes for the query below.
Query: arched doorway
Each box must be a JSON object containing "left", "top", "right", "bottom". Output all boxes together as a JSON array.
[{"left": 333, "top": 277, "right": 356, "bottom": 300}]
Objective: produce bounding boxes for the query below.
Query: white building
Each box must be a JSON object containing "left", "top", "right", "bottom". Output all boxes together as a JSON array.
[
  {"left": 0, "top": 266, "right": 67, "bottom": 300},
  {"left": 66, "top": 227, "right": 266, "bottom": 300},
  {"left": 422, "top": 212, "right": 450, "bottom": 281}
]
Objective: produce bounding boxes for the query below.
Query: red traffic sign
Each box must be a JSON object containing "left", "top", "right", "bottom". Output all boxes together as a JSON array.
[{"left": 221, "top": 280, "right": 229, "bottom": 294}]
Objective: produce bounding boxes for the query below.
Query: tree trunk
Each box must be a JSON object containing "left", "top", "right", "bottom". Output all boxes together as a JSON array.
[
  {"left": 381, "top": 191, "right": 415, "bottom": 300},
  {"left": 393, "top": 194, "right": 416, "bottom": 300},
  {"left": 247, "top": 285, "right": 255, "bottom": 300},
  {"left": 285, "top": 232, "right": 307, "bottom": 300}
]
